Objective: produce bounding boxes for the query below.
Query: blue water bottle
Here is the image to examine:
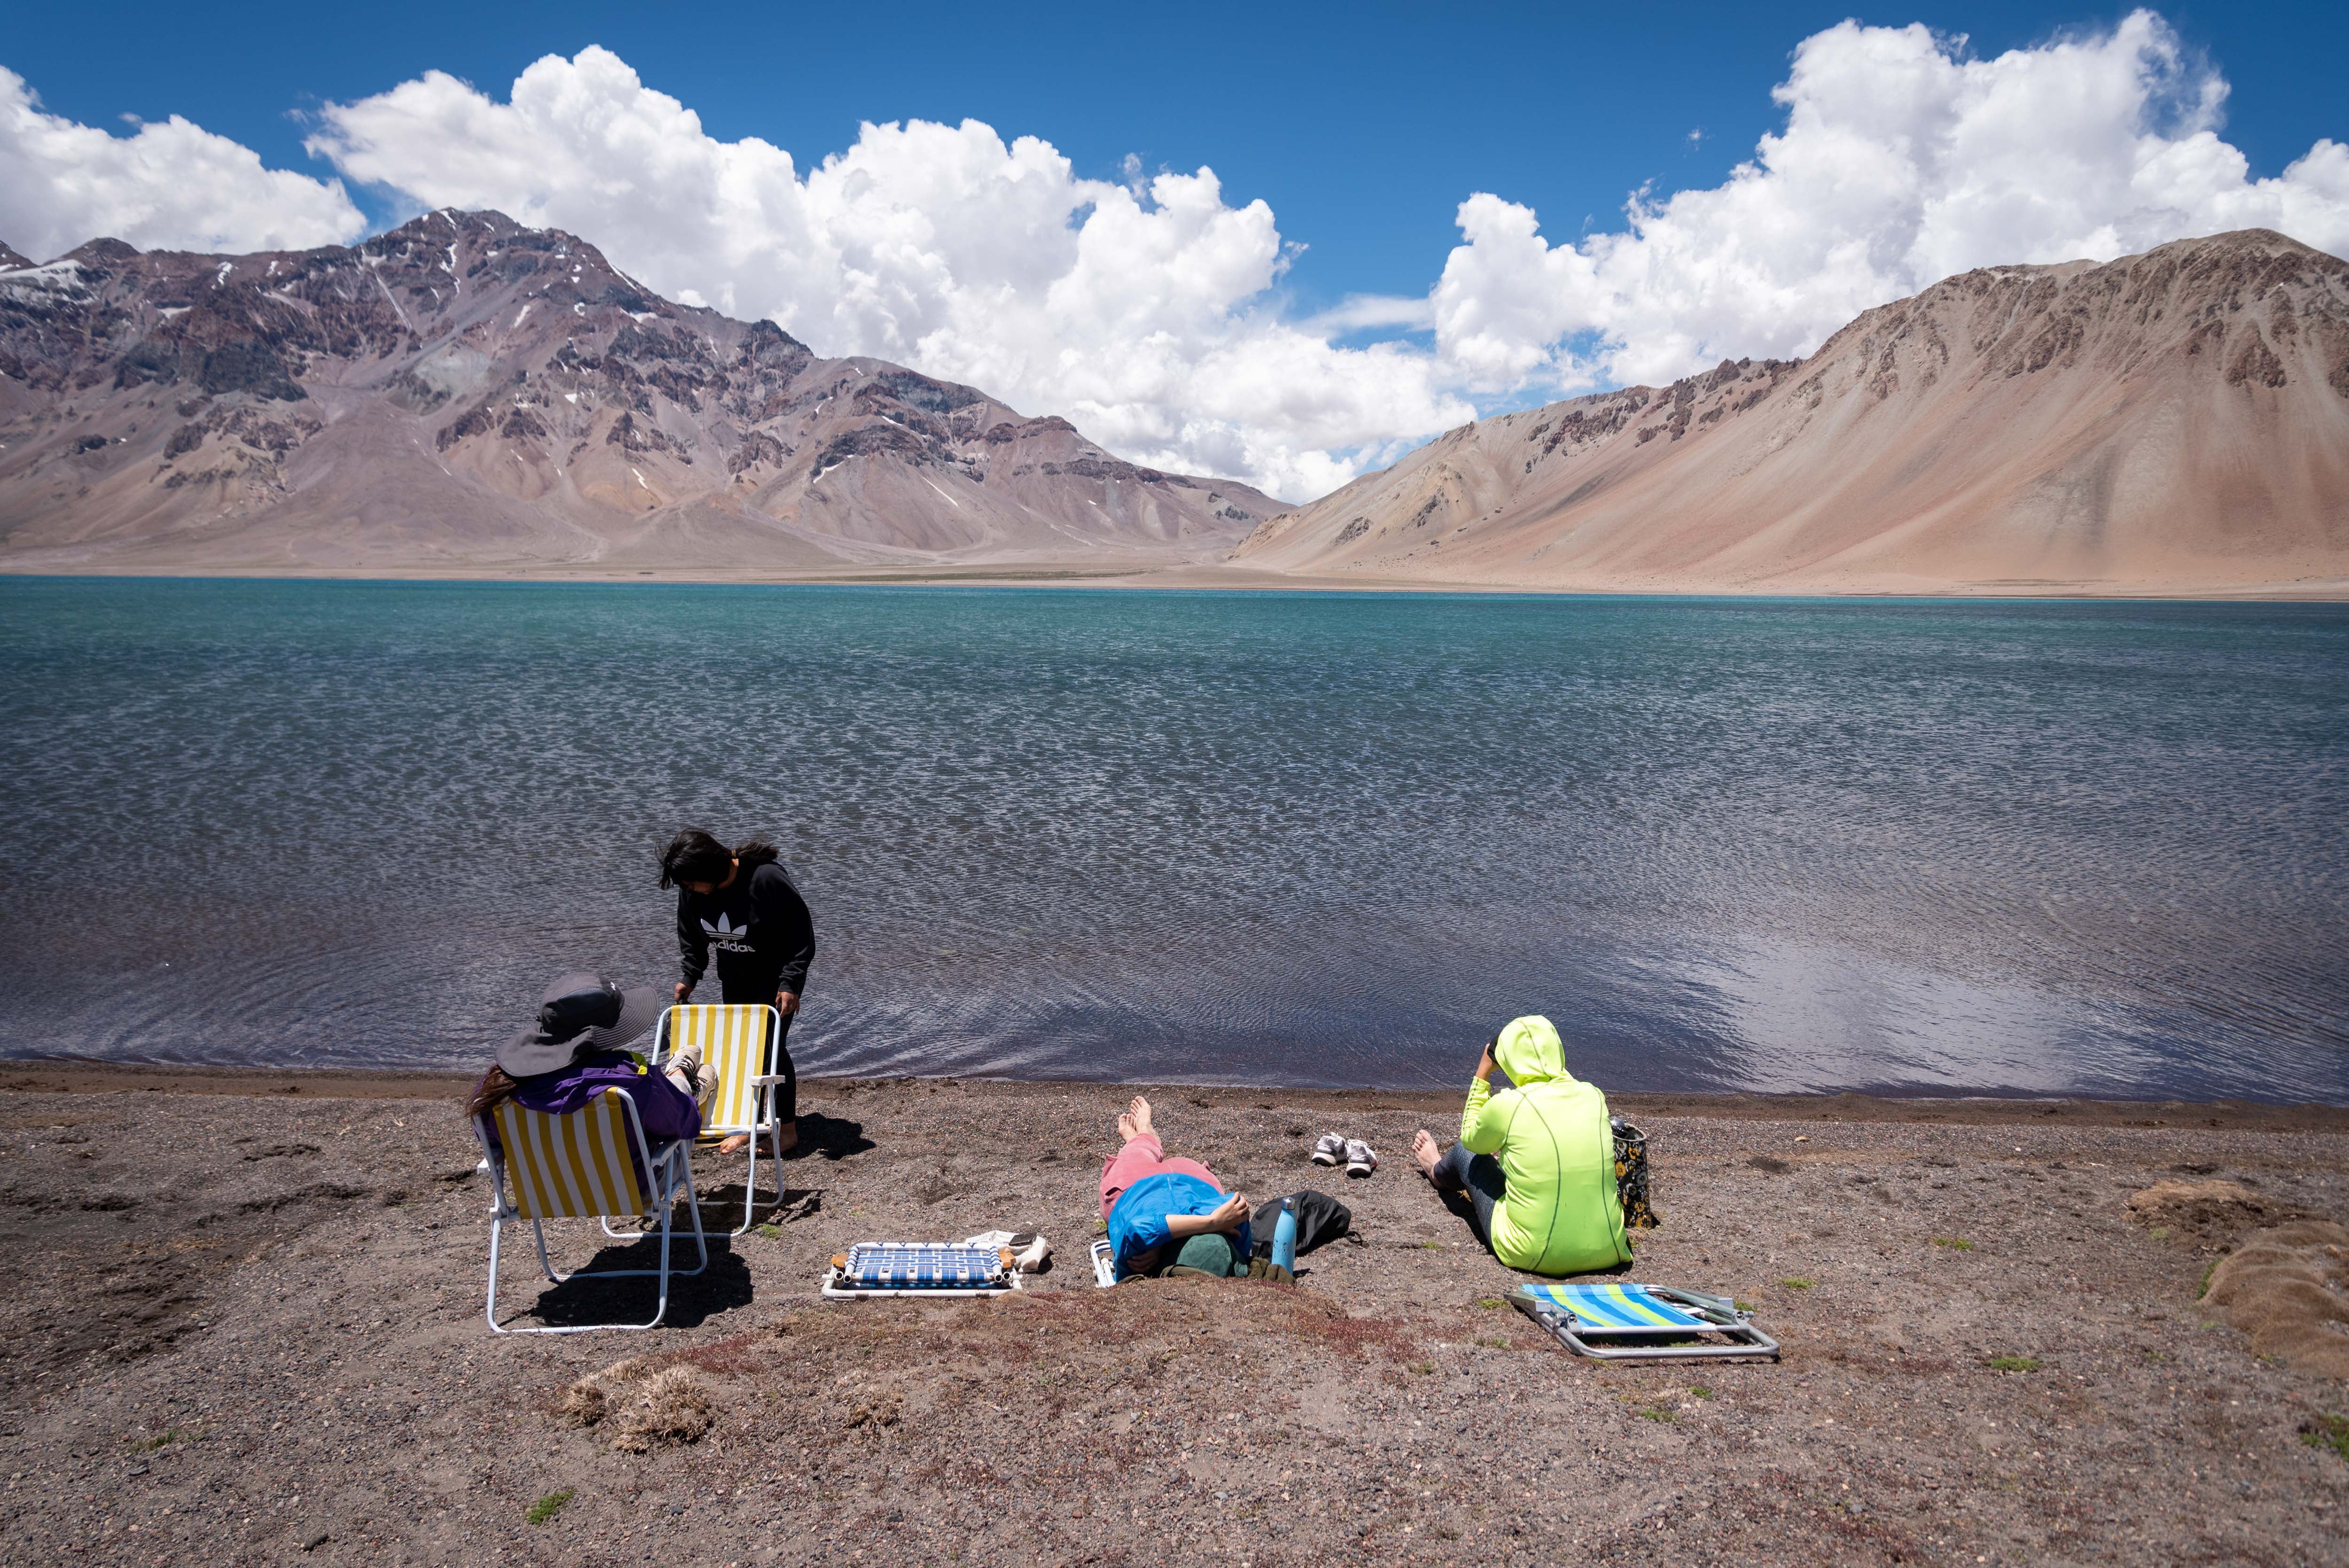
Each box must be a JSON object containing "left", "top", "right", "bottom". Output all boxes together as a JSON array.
[{"left": 1270, "top": 1196, "right": 1298, "bottom": 1274}]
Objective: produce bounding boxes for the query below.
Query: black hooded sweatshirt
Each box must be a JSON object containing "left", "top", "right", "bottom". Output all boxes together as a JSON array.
[{"left": 676, "top": 860, "right": 816, "bottom": 998}]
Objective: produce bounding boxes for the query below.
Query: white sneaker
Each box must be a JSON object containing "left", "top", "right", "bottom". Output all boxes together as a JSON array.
[
  {"left": 1311, "top": 1132, "right": 1347, "bottom": 1166},
  {"left": 1344, "top": 1139, "right": 1378, "bottom": 1178}
]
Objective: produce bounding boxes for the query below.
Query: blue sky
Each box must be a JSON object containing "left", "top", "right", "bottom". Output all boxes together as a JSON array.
[
  {"left": 4, "top": 4, "right": 2344, "bottom": 496},
  {"left": 7, "top": 0, "right": 2342, "bottom": 315}
]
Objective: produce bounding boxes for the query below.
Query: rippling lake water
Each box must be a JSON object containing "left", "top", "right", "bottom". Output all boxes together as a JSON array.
[{"left": 2, "top": 577, "right": 2343, "bottom": 1102}]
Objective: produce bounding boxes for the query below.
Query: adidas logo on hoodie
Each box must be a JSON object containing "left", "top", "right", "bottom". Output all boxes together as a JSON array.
[{"left": 700, "top": 913, "right": 755, "bottom": 954}]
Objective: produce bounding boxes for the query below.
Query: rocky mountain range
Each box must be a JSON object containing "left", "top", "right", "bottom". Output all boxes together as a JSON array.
[
  {"left": 0, "top": 210, "right": 1277, "bottom": 574},
  {"left": 1233, "top": 230, "right": 2349, "bottom": 595}
]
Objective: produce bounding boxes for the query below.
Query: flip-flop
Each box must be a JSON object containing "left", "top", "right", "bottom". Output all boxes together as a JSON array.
[
  {"left": 1344, "top": 1139, "right": 1378, "bottom": 1178},
  {"left": 1310, "top": 1132, "right": 1347, "bottom": 1166}
]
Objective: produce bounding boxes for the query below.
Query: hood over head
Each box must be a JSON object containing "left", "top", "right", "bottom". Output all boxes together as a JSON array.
[{"left": 1493, "top": 1014, "right": 1568, "bottom": 1087}]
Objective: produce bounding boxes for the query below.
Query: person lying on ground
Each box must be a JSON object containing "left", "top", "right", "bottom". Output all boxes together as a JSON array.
[
  {"left": 1101, "top": 1095, "right": 1254, "bottom": 1280},
  {"left": 467, "top": 972, "right": 703, "bottom": 1163},
  {"left": 1408, "top": 1015, "right": 1633, "bottom": 1276},
  {"left": 661, "top": 828, "right": 816, "bottom": 1156}
]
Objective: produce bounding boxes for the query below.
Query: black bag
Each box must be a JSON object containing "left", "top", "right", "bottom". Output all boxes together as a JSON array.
[{"left": 1251, "top": 1189, "right": 1352, "bottom": 1258}]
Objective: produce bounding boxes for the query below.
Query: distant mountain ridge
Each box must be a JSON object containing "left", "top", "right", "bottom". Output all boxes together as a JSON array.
[
  {"left": 1232, "top": 230, "right": 2349, "bottom": 595},
  {"left": 0, "top": 210, "right": 1278, "bottom": 573}
]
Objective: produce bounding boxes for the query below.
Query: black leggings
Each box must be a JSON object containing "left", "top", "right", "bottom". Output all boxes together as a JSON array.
[
  {"left": 1432, "top": 1141, "right": 1506, "bottom": 1246},
  {"left": 719, "top": 970, "right": 798, "bottom": 1125}
]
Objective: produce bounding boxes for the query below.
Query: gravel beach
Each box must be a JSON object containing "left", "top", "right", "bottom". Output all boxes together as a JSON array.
[{"left": 1, "top": 1065, "right": 2343, "bottom": 1566}]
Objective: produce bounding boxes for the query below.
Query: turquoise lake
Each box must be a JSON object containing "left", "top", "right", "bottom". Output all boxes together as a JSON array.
[{"left": 2, "top": 576, "right": 2343, "bottom": 1101}]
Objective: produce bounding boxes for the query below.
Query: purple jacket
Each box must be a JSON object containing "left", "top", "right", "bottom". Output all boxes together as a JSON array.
[{"left": 478, "top": 1051, "right": 702, "bottom": 1154}]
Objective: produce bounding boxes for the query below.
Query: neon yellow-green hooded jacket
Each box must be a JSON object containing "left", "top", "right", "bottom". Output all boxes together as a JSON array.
[{"left": 1460, "top": 1015, "right": 1632, "bottom": 1275}]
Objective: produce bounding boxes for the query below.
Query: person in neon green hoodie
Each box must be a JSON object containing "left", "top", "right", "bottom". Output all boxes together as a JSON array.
[{"left": 1408, "top": 1015, "right": 1633, "bottom": 1275}]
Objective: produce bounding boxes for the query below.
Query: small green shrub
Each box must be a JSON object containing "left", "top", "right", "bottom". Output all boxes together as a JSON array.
[
  {"left": 1932, "top": 1236, "right": 1974, "bottom": 1250},
  {"left": 2198, "top": 1258, "right": 2221, "bottom": 1299},
  {"left": 1474, "top": 1296, "right": 1505, "bottom": 1310},
  {"left": 1985, "top": 1356, "right": 2042, "bottom": 1373},
  {"left": 1690, "top": 1385, "right": 1714, "bottom": 1400},
  {"left": 2302, "top": 1415, "right": 2349, "bottom": 1462},
  {"left": 527, "top": 1488, "right": 576, "bottom": 1525},
  {"left": 754, "top": 1223, "right": 782, "bottom": 1239},
  {"left": 1780, "top": 1277, "right": 1815, "bottom": 1290}
]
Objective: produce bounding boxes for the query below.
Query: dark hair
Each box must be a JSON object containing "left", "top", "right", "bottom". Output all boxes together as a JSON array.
[
  {"left": 467, "top": 1065, "right": 520, "bottom": 1121},
  {"left": 658, "top": 828, "right": 780, "bottom": 889}
]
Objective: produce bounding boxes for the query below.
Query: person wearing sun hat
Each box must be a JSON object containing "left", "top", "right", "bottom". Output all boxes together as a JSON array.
[{"left": 466, "top": 971, "right": 703, "bottom": 1149}]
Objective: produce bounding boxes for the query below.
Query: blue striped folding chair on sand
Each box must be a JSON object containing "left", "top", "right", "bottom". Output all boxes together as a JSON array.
[
  {"left": 474, "top": 1088, "right": 708, "bottom": 1335},
  {"left": 652, "top": 1003, "right": 787, "bottom": 1237},
  {"left": 1510, "top": 1281, "right": 1779, "bottom": 1362},
  {"left": 821, "top": 1242, "right": 1023, "bottom": 1299}
]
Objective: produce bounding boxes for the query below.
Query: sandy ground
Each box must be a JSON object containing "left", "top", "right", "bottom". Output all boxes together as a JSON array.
[{"left": 0, "top": 1067, "right": 2344, "bottom": 1566}]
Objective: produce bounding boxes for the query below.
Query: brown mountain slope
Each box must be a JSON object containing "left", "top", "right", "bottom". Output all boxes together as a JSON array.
[
  {"left": 1232, "top": 230, "right": 2349, "bottom": 595},
  {"left": 0, "top": 210, "right": 1277, "bottom": 574}
]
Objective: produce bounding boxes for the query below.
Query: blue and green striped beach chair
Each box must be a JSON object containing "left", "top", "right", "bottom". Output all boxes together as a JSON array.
[{"left": 1511, "top": 1281, "right": 1779, "bottom": 1362}]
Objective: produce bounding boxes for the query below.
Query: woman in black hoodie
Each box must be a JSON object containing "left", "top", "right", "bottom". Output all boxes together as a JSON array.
[{"left": 659, "top": 828, "right": 816, "bottom": 1155}]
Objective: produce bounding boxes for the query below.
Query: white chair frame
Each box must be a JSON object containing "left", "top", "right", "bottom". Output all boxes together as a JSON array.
[
  {"left": 473, "top": 1087, "right": 709, "bottom": 1335},
  {"left": 651, "top": 1004, "right": 789, "bottom": 1237}
]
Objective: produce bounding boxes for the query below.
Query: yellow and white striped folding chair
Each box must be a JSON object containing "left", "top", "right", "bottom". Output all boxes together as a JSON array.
[
  {"left": 652, "top": 1003, "right": 787, "bottom": 1236},
  {"left": 473, "top": 1087, "right": 708, "bottom": 1335}
]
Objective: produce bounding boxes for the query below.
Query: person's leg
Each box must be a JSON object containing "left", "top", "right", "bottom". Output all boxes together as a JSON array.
[
  {"left": 1421, "top": 1134, "right": 1473, "bottom": 1191},
  {"left": 769, "top": 1010, "right": 799, "bottom": 1141},
  {"left": 1462, "top": 1153, "right": 1506, "bottom": 1243},
  {"left": 1101, "top": 1097, "right": 1170, "bottom": 1218},
  {"left": 1417, "top": 1135, "right": 1504, "bottom": 1245},
  {"left": 661, "top": 1038, "right": 718, "bottom": 1115}
]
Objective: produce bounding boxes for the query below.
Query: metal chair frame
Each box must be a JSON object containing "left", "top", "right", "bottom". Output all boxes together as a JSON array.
[
  {"left": 474, "top": 1087, "right": 709, "bottom": 1335},
  {"left": 651, "top": 1003, "right": 789, "bottom": 1237},
  {"left": 1516, "top": 1282, "right": 1781, "bottom": 1362}
]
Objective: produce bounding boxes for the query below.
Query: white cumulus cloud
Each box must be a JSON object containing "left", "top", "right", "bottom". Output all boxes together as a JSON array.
[
  {"left": 0, "top": 67, "right": 364, "bottom": 262},
  {"left": 1431, "top": 10, "right": 2349, "bottom": 392},
  {"left": 303, "top": 48, "right": 1470, "bottom": 500}
]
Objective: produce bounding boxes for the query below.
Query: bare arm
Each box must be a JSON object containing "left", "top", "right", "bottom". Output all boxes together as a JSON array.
[{"left": 1163, "top": 1192, "right": 1250, "bottom": 1241}]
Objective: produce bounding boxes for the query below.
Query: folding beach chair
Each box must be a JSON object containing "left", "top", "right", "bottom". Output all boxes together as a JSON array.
[
  {"left": 1511, "top": 1281, "right": 1779, "bottom": 1362},
  {"left": 651, "top": 1003, "right": 786, "bottom": 1237},
  {"left": 474, "top": 1087, "right": 708, "bottom": 1335},
  {"left": 1090, "top": 1238, "right": 1118, "bottom": 1288},
  {"left": 821, "top": 1242, "right": 1024, "bottom": 1299}
]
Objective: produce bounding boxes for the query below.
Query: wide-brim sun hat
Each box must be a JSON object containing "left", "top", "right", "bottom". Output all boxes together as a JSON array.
[{"left": 496, "top": 971, "right": 664, "bottom": 1078}]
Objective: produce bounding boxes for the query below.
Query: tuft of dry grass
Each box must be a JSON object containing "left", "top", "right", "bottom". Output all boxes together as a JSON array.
[
  {"left": 610, "top": 1366, "right": 715, "bottom": 1452},
  {"left": 559, "top": 1381, "right": 607, "bottom": 1428}
]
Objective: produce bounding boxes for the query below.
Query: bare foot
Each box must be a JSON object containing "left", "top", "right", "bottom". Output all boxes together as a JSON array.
[
  {"left": 774, "top": 1121, "right": 799, "bottom": 1157},
  {"left": 1129, "top": 1095, "right": 1155, "bottom": 1139},
  {"left": 717, "top": 1133, "right": 751, "bottom": 1156},
  {"left": 1410, "top": 1128, "right": 1444, "bottom": 1180},
  {"left": 1115, "top": 1108, "right": 1140, "bottom": 1143}
]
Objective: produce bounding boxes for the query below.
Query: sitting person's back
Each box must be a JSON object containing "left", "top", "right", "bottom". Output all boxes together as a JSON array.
[
  {"left": 470, "top": 971, "right": 703, "bottom": 1159},
  {"left": 1414, "top": 1015, "right": 1631, "bottom": 1276}
]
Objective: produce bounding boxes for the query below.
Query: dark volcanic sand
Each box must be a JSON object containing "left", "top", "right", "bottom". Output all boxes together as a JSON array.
[{"left": 0, "top": 1066, "right": 2344, "bottom": 1566}]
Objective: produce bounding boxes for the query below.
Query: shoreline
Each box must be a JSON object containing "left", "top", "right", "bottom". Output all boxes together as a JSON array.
[
  {"left": 6, "top": 1059, "right": 2347, "bottom": 1131},
  {"left": 5, "top": 562, "right": 2347, "bottom": 601}
]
